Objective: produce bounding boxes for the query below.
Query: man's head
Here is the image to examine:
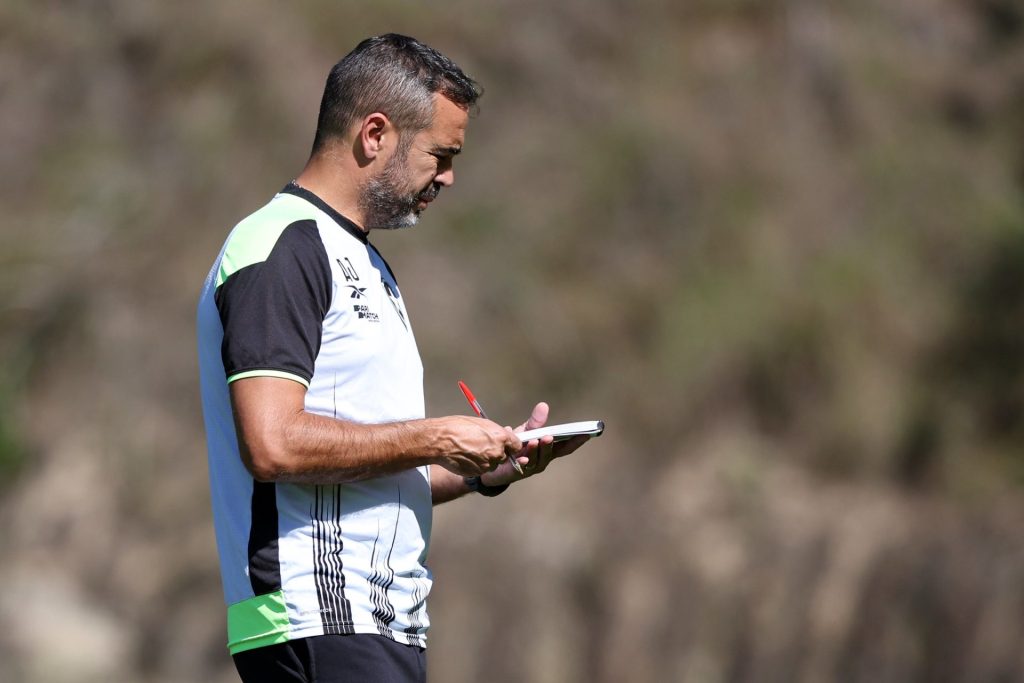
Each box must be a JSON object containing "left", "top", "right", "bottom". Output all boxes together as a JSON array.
[
  {"left": 311, "top": 34, "right": 481, "bottom": 229},
  {"left": 313, "top": 34, "right": 480, "bottom": 151}
]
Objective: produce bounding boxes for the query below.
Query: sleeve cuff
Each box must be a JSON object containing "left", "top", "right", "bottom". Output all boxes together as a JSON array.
[{"left": 226, "top": 369, "right": 310, "bottom": 388}]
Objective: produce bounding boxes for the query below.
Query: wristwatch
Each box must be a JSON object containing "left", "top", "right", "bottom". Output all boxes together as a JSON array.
[{"left": 464, "top": 476, "right": 509, "bottom": 497}]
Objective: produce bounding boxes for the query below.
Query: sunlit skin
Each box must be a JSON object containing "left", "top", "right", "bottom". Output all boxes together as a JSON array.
[
  {"left": 398, "top": 94, "right": 466, "bottom": 221},
  {"left": 294, "top": 93, "right": 468, "bottom": 232}
]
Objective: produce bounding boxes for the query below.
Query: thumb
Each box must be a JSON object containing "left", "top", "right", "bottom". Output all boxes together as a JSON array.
[{"left": 525, "top": 402, "right": 549, "bottom": 431}]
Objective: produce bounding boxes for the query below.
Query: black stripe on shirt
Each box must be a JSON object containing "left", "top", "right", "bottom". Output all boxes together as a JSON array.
[
  {"left": 368, "top": 486, "right": 401, "bottom": 638},
  {"left": 312, "top": 485, "right": 355, "bottom": 634},
  {"left": 248, "top": 481, "right": 281, "bottom": 595},
  {"left": 404, "top": 575, "right": 427, "bottom": 641}
]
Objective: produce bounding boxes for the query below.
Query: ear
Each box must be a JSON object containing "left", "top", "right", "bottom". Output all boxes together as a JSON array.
[{"left": 357, "top": 112, "right": 391, "bottom": 160}]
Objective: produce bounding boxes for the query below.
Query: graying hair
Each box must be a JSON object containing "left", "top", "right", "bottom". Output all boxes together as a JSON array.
[{"left": 311, "top": 34, "right": 481, "bottom": 153}]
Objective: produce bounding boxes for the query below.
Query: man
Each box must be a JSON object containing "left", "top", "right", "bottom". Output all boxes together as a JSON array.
[{"left": 197, "top": 34, "right": 590, "bottom": 682}]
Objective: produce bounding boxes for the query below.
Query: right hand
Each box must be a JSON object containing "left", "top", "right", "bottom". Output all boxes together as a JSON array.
[{"left": 432, "top": 416, "right": 522, "bottom": 476}]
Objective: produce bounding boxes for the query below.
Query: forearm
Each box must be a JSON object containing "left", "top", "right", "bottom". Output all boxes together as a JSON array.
[
  {"left": 231, "top": 377, "right": 519, "bottom": 485},
  {"left": 430, "top": 465, "right": 516, "bottom": 505},
  {"left": 244, "top": 410, "right": 449, "bottom": 484},
  {"left": 430, "top": 465, "right": 473, "bottom": 504}
]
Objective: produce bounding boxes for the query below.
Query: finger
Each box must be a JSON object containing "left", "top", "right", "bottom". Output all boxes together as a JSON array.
[
  {"left": 552, "top": 434, "right": 590, "bottom": 459},
  {"left": 518, "top": 438, "right": 538, "bottom": 460},
  {"left": 525, "top": 402, "right": 549, "bottom": 431},
  {"left": 518, "top": 439, "right": 541, "bottom": 475},
  {"left": 514, "top": 402, "right": 549, "bottom": 432},
  {"left": 503, "top": 426, "right": 523, "bottom": 456},
  {"left": 534, "top": 436, "right": 556, "bottom": 471}
]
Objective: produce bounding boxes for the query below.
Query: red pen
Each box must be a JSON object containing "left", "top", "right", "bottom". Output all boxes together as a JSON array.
[{"left": 458, "top": 380, "right": 524, "bottom": 475}]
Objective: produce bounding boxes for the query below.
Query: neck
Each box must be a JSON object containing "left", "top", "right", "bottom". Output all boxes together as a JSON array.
[{"left": 293, "top": 148, "right": 369, "bottom": 232}]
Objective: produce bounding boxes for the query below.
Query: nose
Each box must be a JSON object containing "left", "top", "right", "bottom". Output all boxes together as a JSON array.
[
  {"left": 435, "top": 169, "right": 454, "bottom": 186},
  {"left": 434, "top": 159, "right": 455, "bottom": 187}
]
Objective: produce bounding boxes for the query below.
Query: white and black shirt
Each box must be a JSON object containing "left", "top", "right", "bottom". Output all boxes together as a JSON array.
[{"left": 197, "top": 183, "right": 431, "bottom": 655}]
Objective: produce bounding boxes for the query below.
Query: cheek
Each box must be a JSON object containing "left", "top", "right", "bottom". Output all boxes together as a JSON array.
[
  {"left": 414, "top": 165, "right": 438, "bottom": 188},
  {"left": 411, "top": 155, "right": 438, "bottom": 179}
]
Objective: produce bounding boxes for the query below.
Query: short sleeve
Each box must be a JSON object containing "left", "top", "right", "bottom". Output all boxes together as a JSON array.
[{"left": 214, "top": 219, "right": 332, "bottom": 386}]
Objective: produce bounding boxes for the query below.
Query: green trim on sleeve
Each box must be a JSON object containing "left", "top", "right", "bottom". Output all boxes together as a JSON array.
[
  {"left": 217, "top": 195, "right": 318, "bottom": 287},
  {"left": 227, "top": 370, "right": 310, "bottom": 387},
  {"left": 227, "top": 590, "right": 291, "bottom": 654}
]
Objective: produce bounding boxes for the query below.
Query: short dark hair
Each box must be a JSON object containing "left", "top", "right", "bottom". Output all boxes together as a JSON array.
[{"left": 311, "top": 34, "right": 481, "bottom": 153}]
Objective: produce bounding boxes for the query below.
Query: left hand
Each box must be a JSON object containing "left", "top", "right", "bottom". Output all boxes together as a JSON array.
[{"left": 479, "top": 402, "right": 591, "bottom": 487}]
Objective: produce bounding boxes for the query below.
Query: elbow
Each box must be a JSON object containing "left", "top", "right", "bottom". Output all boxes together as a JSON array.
[
  {"left": 229, "top": 377, "right": 308, "bottom": 482},
  {"left": 240, "top": 437, "right": 292, "bottom": 482},
  {"left": 247, "top": 454, "right": 286, "bottom": 483}
]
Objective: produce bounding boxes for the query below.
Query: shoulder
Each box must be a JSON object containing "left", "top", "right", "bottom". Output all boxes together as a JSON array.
[{"left": 217, "top": 194, "right": 326, "bottom": 287}]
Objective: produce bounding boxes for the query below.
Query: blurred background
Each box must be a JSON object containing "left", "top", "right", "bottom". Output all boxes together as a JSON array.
[{"left": 2, "top": 0, "right": 1023, "bottom": 681}]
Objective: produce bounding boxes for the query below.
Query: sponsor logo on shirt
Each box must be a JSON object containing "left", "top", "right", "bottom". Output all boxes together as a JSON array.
[
  {"left": 354, "top": 304, "right": 379, "bottom": 322},
  {"left": 337, "top": 259, "right": 380, "bottom": 321}
]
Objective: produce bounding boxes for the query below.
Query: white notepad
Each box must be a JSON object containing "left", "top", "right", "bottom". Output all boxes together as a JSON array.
[{"left": 515, "top": 420, "right": 605, "bottom": 442}]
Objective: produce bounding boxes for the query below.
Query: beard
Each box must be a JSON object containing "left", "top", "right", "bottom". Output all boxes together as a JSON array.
[{"left": 360, "top": 144, "right": 440, "bottom": 230}]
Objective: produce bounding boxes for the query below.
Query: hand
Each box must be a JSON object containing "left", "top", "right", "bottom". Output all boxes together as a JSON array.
[
  {"left": 433, "top": 415, "right": 522, "bottom": 477},
  {"left": 480, "top": 402, "right": 591, "bottom": 487}
]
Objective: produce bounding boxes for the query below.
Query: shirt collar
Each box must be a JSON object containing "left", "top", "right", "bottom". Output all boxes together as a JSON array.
[{"left": 281, "top": 181, "right": 368, "bottom": 244}]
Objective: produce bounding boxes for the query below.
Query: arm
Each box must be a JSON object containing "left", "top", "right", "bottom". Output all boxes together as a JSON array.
[
  {"left": 230, "top": 376, "right": 521, "bottom": 484},
  {"left": 430, "top": 401, "right": 592, "bottom": 504},
  {"left": 430, "top": 466, "right": 475, "bottom": 504}
]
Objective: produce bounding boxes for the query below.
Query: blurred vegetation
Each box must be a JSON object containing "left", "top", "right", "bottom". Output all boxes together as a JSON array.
[{"left": 1, "top": 0, "right": 1022, "bottom": 681}]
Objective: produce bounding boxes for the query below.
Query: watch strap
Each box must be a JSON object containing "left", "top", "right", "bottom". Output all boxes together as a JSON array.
[{"left": 465, "top": 476, "right": 509, "bottom": 497}]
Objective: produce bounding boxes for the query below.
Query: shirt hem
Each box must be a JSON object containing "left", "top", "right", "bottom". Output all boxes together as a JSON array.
[{"left": 229, "top": 623, "right": 428, "bottom": 655}]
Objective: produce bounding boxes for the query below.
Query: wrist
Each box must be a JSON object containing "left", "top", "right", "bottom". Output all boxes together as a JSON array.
[
  {"left": 479, "top": 470, "right": 511, "bottom": 488},
  {"left": 465, "top": 475, "right": 509, "bottom": 497},
  {"left": 420, "top": 417, "right": 455, "bottom": 464}
]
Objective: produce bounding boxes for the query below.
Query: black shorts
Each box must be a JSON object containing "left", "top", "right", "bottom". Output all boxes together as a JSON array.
[{"left": 233, "top": 634, "right": 426, "bottom": 683}]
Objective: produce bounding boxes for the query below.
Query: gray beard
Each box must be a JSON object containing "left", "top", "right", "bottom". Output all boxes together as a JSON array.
[
  {"left": 361, "top": 176, "right": 421, "bottom": 230},
  {"left": 359, "top": 145, "right": 432, "bottom": 230}
]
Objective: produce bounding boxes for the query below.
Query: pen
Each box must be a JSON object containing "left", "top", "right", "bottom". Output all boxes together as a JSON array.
[{"left": 458, "top": 380, "right": 524, "bottom": 475}]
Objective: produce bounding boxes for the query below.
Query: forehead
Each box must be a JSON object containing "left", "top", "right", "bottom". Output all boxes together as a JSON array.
[{"left": 416, "top": 94, "right": 469, "bottom": 148}]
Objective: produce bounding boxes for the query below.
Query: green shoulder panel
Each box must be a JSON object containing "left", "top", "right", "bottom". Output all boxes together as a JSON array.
[{"left": 216, "top": 194, "right": 318, "bottom": 287}]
